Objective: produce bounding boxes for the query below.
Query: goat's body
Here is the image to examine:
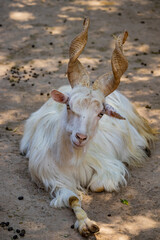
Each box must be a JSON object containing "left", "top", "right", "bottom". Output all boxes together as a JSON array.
[{"left": 21, "top": 85, "right": 154, "bottom": 208}]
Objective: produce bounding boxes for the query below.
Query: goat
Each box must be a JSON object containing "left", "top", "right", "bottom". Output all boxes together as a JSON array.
[{"left": 20, "top": 18, "right": 155, "bottom": 237}]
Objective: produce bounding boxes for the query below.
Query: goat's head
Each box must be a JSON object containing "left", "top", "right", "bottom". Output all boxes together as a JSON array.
[{"left": 51, "top": 18, "right": 128, "bottom": 148}]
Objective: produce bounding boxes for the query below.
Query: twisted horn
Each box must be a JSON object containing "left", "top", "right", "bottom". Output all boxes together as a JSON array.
[
  {"left": 92, "top": 31, "right": 128, "bottom": 96},
  {"left": 67, "top": 18, "right": 90, "bottom": 88}
]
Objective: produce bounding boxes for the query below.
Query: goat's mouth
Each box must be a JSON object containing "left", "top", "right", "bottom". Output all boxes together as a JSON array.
[{"left": 72, "top": 141, "right": 85, "bottom": 148}]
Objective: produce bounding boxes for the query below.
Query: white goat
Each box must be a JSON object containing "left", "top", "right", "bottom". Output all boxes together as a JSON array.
[{"left": 20, "top": 18, "right": 155, "bottom": 237}]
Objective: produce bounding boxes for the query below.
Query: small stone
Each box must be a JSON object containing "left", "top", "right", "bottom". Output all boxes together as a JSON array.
[{"left": 18, "top": 196, "right": 24, "bottom": 200}]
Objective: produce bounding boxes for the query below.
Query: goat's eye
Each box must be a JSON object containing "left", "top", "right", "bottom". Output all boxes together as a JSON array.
[
  {"left": 66, "top": 103, "right": 70, "bottom": 110},
  {"left": 98, "top": 112, "right": 104, "bottom": 118}
]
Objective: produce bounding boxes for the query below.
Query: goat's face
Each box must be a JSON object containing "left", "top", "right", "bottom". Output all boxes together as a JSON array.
[
  {"left": 51, "top": 86, "right": 125, "bottom": 149},
  {"left": 66, "top": 87, "right": 104, "bottom": 148}
]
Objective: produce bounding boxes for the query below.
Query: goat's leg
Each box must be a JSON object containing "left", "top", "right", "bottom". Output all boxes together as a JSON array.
[{"left": 69, "top": 196, "right": 100, "bottom": 237}]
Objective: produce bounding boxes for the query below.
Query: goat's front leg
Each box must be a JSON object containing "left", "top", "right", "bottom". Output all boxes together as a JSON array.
[{"left": 69, "top": 196, "right": 100, "bottom": 237}]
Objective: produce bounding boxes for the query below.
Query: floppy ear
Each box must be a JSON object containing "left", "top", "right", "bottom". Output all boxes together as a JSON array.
[
  {"left": 51, "top": 89, "right": 68, "bottom": 104},
  {"left": 104, "top": 104, "right": 125, "bottom": 120}
]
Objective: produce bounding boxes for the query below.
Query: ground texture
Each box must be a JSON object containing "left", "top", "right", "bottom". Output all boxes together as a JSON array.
[{"left": 0, "top": 0, "right": 160, "bottom": 239}]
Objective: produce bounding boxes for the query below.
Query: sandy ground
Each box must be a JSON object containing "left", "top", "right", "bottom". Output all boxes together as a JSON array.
[{"left": 0, "top": 0, "right": 160, "bottom": 239}]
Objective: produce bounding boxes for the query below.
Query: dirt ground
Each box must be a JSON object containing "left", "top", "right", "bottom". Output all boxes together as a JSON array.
[{"left": 0, "top": 0, "right": 160, "bottom": 239}]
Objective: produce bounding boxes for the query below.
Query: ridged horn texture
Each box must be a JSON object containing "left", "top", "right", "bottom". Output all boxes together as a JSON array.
[
  {"left": 67, "top": 18, "right": 90, "bottom": 88},
  {"left": 92, "top": 31, "right": 128, "bottom": 96}
]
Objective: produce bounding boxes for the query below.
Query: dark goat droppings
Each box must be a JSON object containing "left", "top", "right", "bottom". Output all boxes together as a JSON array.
[
  {"left": 145, "top": 105, "right": 151, "bottom": 109},
  {"left": 108, "top": 214, "right": 112, "bottom": 217},
  {"left": 140, "top": 21, "right": 145, "bottom": 24},
  {"left": 16, "top": 229, "right": 20, "bottom": 233},
  {"left": 8, "top": 227, "right": 13, "bottom": 231},
  {"left": 0, "top": 222, "right": 6, "bottom": 227},
  {"left": 13, "top": 235, "right": 18, "bottom": 239},
  {"left": 0, "top": 24, "right": 2, "bottom": 27},
  {"left": 49, "top": 42, "right": 53, "bottom": 45},
  {"left": 19, "top": 229, "right": 26, "bottom": 237},
  {"left": 18, "top": 196, "right": 24, "bottom": 200},
  {"left": 40, "top": 92, "right": 44, "bottom": 95},
  {"left": 32, "top": 45, "right": 35, "bottom": 48},
  {"left": 70, "top": 224, "right": 74, "bottom": 229},
  {"left": 5, "top": 222, "right": 9, "bottom": 226}
]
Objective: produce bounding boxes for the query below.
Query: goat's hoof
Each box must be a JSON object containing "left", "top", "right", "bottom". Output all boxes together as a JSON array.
[
  {"left": 89, "top": 223, "right": 100, "bottom": 233},
  {"left": 79, "top": 219, "right": 100, "bottom": 237}
]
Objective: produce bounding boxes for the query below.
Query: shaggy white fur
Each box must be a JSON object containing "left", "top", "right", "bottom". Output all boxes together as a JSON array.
[{"left": 20, "top": 84, "right": 154, "bottom": 236}]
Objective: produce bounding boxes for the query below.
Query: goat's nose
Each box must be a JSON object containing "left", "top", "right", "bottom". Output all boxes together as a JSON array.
[{"left": 76, "top": 133, "right": 87, "bottom": 142}]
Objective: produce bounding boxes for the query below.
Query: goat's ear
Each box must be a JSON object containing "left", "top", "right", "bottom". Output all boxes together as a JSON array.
[
  {"left": 51, "top": 89, "right": 68, "bottom": 104},
  {"left": 104, "top": 104, "right": 125, "bottom": 120}
]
